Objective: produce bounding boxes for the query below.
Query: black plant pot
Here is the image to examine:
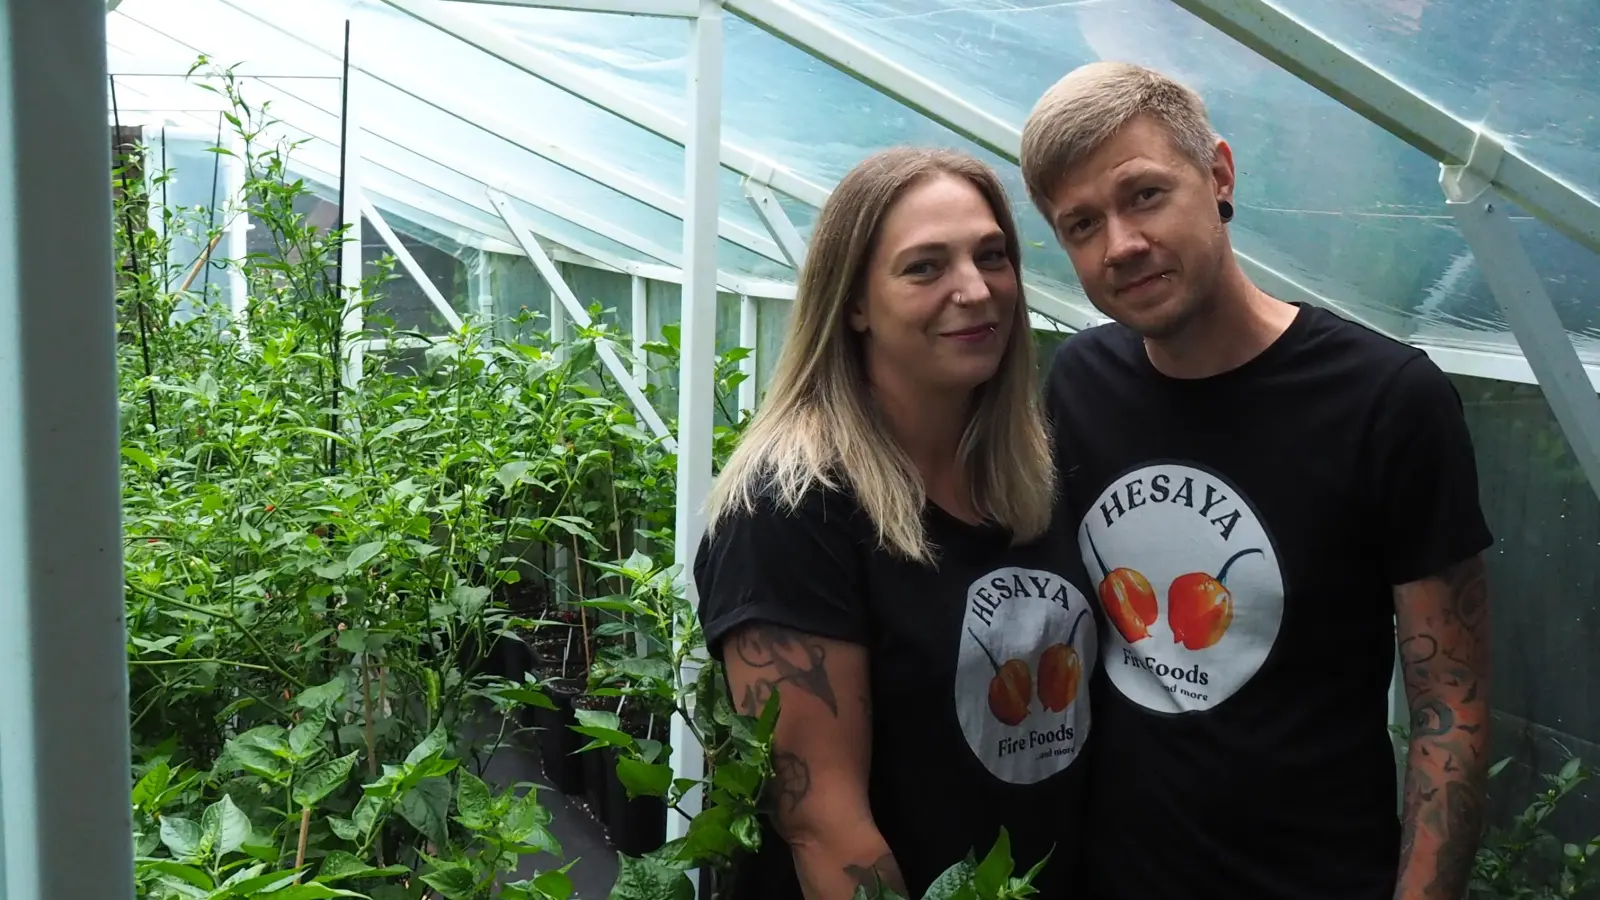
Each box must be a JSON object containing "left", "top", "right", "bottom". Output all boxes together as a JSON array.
[
  {"left": 583, "top": 747, "right": 611, "bottom": 825},
  {"left": 534, "top": 678, "right": 585, "bottom": 796},
  {"left": 604, "top": 745, "right": 668, "bottom": 856}
]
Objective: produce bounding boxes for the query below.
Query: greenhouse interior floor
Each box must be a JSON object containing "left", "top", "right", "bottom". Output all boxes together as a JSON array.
[{"left": 467, "top": 710, "right": 622, "bottom": 897}]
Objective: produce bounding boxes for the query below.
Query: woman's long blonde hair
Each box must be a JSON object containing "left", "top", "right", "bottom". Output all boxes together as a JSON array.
[{"left": 705, "top": 147, "right": 1055, "bottom": 563}]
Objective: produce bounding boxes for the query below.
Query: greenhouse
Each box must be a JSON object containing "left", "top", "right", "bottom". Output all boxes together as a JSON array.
[{"left": 4, "top": 0, "right": 1598, "bottom": 896}]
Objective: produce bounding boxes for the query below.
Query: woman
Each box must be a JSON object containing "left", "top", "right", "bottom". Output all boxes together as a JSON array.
[{"left": 693, "top": 147, "right": 1097, "bottom": 899}]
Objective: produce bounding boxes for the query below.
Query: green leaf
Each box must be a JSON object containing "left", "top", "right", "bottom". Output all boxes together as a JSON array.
[
  {"left": 122, "top": 446, "right": 158, "bottom": 471},
  {"left": 495, "top": 460, "right": 534, "bottom": 489},
  {"left": 454, "top": 771, "right": 494, "bottom": 830},
  {"left": 615, "top": 757, "right": 673, "bottom": 799},
  {"left": 608, "top": 854, "right": 694, "bottom": 900},
  {"left": 315, "top": 850, "right": 410, "bottom": 883},
  {"left": 712, "top": 761, "right": 762, "bottom": 800},
  {"left": 398, "top": 776, "right": 452, "bottom": 846},
  {"left": 405, "top": 725, "right": 449, "bottom": 766},
  {"left": 135, "top": 859, "right": 213, "bottom": 891},
  {"left": 419, "top": 861, "right": 478, "bottom": 899},
  {"left": 288, "top": 718, "right": 324, "bottom": 760},
  {"left": 531, "top": 869, "right": 575, "bottom": 900},
  {"left": 372, "top": 418, "right": 426, "bottom": 441},
  {"left": 452, "top": 584, "right": 491, "bottom": 618},
  {"left": 293, "top": 751, "right": 358, "bottom": 808},
  {"left": 223, "top": 868, "right": 301, "bottom": 895},
  {"left": 921, "top": 860, "right": 979, "bottom": 900},
  {"left": 263, "top": 884, "right": 369, "bottom": 899},
  {"left": 345, "top": 541, "right": 385, "bottom": 573},
  {"left": 973, "top": 827, "right": 1014, "bottom": 897},
  {"left": 295, "top": 678, "right": 346, "bottom": 712}
]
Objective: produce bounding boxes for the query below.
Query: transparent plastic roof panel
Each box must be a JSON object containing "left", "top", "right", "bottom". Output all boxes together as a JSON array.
[
  {"left": 110, "top": 0, "right": 794, "bottom": 283},
  {"left": 1266, "top": 0, "right": 1600, "bottom": 205},
  {"left": 774, "top": 0, "right": 1600, "bottom": 355},
  {"left": 445, "top": 0, "right": 1098, "bottom": 321}
]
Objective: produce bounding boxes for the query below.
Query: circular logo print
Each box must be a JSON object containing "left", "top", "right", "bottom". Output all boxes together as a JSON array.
[
  {"left": 955, "top": 567, "right": 1096, "bottom": 785},
  {"left": 1078, "top": 462, "right": 1284, "bottom": 714}
]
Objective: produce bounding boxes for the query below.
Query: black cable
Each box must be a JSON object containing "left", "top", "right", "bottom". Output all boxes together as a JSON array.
[{"left": 109, "top": 75, "right": 159, "bottom": 434}]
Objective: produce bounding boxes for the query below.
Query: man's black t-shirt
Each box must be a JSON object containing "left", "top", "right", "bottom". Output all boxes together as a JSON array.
[
  {"left": 694, "top": 480, "right": 1098, "bottom": 899},
  {"left": 1044, "top": 303, "right": 1493, "bottom": 900}
]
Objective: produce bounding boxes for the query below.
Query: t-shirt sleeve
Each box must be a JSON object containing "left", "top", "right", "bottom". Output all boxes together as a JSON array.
[
  {"left": 1366, "top": 354, "right": 1495, "bottom": 586},
  {"left": 692, "top": 485, "right": 869, "bottom": 661}
]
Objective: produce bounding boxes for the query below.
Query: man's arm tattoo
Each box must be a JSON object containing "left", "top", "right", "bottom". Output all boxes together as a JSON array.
[
  {"left": 1395, "top": 554, "right": 1490, "bottom": 900},
  {"left": 844, "top": 852, "right": 907, "bottom": 899},
  {"left": 732, "top": 623, "right": 839, "bottom": 716}
]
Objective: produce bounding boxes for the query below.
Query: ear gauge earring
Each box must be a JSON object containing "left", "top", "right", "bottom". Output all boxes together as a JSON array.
[{"left": 1218, "top": 199, "right": 1235, "bottom": 222}]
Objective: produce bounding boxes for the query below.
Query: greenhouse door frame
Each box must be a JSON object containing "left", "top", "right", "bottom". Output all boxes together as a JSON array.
[{"left": 0, "top": 2, "right": 135, "bottom": 898}]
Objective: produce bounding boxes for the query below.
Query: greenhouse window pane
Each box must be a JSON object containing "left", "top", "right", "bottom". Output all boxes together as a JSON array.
[
  {"left": 777, "top": 0, "right": 1598, "bottom": 348},
  {"left": 1265, "top": 0, "right": 1600, "bottom": 204}
]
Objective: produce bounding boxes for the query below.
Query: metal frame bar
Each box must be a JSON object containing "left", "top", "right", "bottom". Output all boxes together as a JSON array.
[
  {"left": 0, "top": 3, "right": 133, "bottom": 897},
  {"left": 725, "top": 0, "right": 1400, "bottom": 340},
  {"left": 158, "top": 4, "right": 792, "bottom": 268},
  {"left": 1169, "top": 0, "right": 1600, "bottom": 257},
  {"left": 632, "top": 274, "right": 650, "bottom": 382},
  {"left": 742, "top": 178, "right": 807, "bottom": 269},
  {"left": 490, "top": 190, "right": 678, "bottom": 447},
  {"left": 739, "top": 293, "right": 759, "bottom": 413},
  {"left": 669, "top": 0, "right": 725, "bottom": 850},
  {"left": 1442, "top": 137, "right": 1600, "bottom": 500},
  {"left": 374, "top": 0, "right": 832, "bottom": 207},
  {"left": 360, "top": 194, "right": 468, "bottom": 332},
  {"left": 439, "top": 0, "right": 698, "bottom": 15}
]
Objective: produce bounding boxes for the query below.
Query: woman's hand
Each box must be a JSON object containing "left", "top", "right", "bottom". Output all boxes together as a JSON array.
[{"left": 724, "top": 621, "right": 905, "bottom": 899}]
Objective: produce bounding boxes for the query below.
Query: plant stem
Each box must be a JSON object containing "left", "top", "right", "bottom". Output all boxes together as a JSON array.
[{"left": 294, "top": 806, "right": 311, "bottom": 880}]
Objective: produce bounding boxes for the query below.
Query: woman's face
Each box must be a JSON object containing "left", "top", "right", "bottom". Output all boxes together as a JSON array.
[{"left": 850, "top": 173, "right": 1019, "bottom": 397}]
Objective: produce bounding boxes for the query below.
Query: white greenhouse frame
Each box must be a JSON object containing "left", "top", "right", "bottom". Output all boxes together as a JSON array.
[{"left": 10, "top": 0, "right": 1600, "bottom": 896}]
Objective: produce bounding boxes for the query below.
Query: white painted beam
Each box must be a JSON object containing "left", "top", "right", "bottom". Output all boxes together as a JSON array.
[
  {"left": 439, "top": 0, "right": 697, "bottom": 15},
  {"left": 1170, "top": 0, "right": 1600, "bottom": 256},
  {"left": 490, "top": 189, "right": 677, "bottom": 448},
  {"left": 359, "top": 194, "right": 467, "bottom": 331}
]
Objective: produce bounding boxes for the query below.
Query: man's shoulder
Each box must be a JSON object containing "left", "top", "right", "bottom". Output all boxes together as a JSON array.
[
  {"left": 1294, "top": 304, "right": 1433, "bottom": 378},
  {"left": 1046, "top": 320, "right": 1142, "bottom": 378}
]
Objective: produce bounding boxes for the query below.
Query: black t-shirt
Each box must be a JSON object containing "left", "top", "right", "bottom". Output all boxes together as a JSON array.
[
  {"left": 1044, "top": 302, "right": 1494, "bottom": 900},
  {"left": 694, "top": 480, "right": 1098, "bottom": 899}
]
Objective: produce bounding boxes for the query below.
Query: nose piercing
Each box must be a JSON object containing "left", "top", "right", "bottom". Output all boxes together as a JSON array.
[{"left": 953, "top": 290, "right": 963, "bottom": 303}]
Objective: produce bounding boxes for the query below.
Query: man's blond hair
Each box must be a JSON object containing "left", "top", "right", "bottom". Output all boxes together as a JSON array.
[{"left": 1020, "top": 61, "right": 1220, "bottom": 221}]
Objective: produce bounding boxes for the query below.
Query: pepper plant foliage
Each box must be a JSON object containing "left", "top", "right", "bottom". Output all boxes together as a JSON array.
[{"left": 116, "top": 62, "right": 1040, "bottom": 900}]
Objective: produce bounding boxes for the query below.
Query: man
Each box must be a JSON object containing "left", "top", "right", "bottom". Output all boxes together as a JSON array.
[{"left": 1019, "top": 61, "right": 1493, "bottom": 900}]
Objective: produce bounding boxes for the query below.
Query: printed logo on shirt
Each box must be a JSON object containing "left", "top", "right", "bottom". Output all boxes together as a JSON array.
[
  {"left": 1078, "top": 462, "right": 1285, "bottom": 714},
  {"left": 955, "top": 567, "right": 1096, "bottom": 785}
]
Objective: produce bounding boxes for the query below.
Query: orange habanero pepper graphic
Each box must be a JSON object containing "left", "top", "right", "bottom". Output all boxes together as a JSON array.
[
  {"left": 1167, "top": 547, "right": 1263, "bottom": 651},
  {"left": 1037, "top": 609, "right": 1091, "bottom": 713},
  {"left": 968, "top": 628, "right": 1032, "bottom": 727},
  {"left": 1085, "top": 529, "right": 1159, "bottom": 644}
]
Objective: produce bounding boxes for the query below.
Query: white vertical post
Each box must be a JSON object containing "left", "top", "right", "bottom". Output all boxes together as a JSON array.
[
  {"left": 0, "top": 2, "right": 135, "bottom": 898},
  {"left": 471, "top": 252, "right": 493, "bottom": 323},
  {"left": 669, "top": 0, "right": 724, "bottom": 852},
  {"left": 338, "top": 71, "right": 364, "bottom": 389},
  {"left": 632, "top": 273, "right": 649, "bottom": 384},
  {"left": 225, "top": 130, "right": 249, "bottom": 327},
  {"left": 1442, "top": 136, "right": 1600, "bottom": 501},
  {"left": 738, "top": 293, "right": 757, "bottom": 415}
]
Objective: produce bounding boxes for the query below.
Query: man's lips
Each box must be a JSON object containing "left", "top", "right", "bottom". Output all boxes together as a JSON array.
[{"left": 1115, "top": 271, "right": 1171, "bottom": 294}]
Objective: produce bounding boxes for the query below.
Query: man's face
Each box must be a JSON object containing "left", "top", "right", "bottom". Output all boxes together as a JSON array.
[{"left": 1044, "top": 116, "right": 1234, "bottom": 340}]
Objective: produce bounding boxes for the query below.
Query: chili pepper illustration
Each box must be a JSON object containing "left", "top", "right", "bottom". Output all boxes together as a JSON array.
[
  {"left": 968, "top": 628, "right": 1032, "bottom": 726},
  {"left": 1085, "top": 529, "right": 1159, "bottom": 643},
  {"left": 1167, "top": 547, "right": 1264, "bottom": 651},
  {"left": 1037, "top": 609, "right": 1091, "bottom": 713}
]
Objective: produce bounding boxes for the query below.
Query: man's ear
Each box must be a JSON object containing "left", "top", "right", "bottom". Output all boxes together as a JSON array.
[{"left": 1210, "top": 137, "right": 1237, "bottom": 203}]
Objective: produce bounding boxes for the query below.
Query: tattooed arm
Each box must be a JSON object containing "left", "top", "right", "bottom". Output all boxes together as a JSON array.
[
  {"left": 1392, "top": 554, "right": 1492, "bottom": 900},
  {"left": 724, "top": 622, "right": 905, "bottom": 900}
]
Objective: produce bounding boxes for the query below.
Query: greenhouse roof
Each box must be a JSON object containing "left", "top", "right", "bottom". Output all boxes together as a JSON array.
[{"left": 106, "top": 0, "right": 1600, "bottom": 385}]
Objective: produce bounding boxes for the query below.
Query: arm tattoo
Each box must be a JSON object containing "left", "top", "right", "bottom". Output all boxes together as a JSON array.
[
  {"left": 763, "top": 751, "right": 812, "bottom": 837},
  {"left": 844, "top": 852, "right": 907, "bottom": 899},
  {"left": 731, "top": 623, "right": 839, "bottom": 717},
  {"left": 1395, "top": 555, "right": 1490, "bottom": 900}
]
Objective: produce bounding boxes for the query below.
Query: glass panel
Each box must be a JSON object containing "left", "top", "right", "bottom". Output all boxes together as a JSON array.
[
  {"left": 116, "top": 0, "right": 788, "bottom": 280},
  {"left": 774, "top": 0, "right": 1599, "bottom": 351},
  {"left": 1265, "top": 0, "right": 1600, "bottom": 204}
]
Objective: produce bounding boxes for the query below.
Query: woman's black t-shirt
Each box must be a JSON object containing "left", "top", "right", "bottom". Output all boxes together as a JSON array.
[{"left": 693, "top": 480, "right": 1097, "bottom": 899}]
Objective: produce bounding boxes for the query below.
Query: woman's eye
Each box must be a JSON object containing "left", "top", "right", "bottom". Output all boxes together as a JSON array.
[
  {"left": 978, "top": 248, "right": 1009, "bottom": 266},
  {"left": 903, "top": 261, "right": 936, "bottom": 276}
]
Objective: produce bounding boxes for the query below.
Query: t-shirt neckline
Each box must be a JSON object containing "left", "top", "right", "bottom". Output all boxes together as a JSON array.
[{"left": 1129, "top": 301, "right": 1313, "bottom": 387}]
